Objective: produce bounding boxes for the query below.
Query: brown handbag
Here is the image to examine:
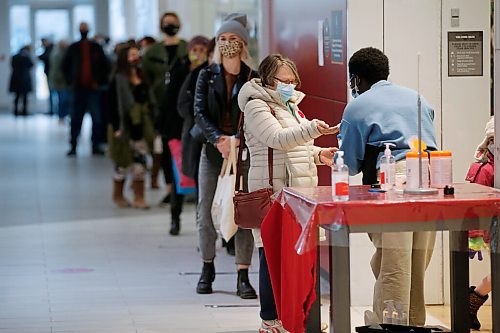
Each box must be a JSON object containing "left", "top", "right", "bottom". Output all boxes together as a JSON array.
[{"left": 233, "top": 111, "right": 275, "bottom": 229}]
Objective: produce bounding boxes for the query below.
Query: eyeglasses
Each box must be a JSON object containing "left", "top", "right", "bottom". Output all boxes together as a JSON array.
[{"left": 274, "top": 77, "right": 297, "bottom": 85}]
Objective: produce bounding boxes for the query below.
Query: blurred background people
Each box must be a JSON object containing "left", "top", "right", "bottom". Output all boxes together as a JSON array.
[
  {"left": 38, "top": 38, "right": 55, "bottom": 115},
  {"left": 177, "top": 35, "right": 211, "bottom": 188},
  {"left": 63, "top": 22, "right": 110, "bottom": 156},
  {"left": 141, "top": 12, "right": 189, "bottom": 235},
  {"left": 193, "top": 13, "right": 257, "bottom": 298},
  {"left": 138, "top": 36, "right": 156, "bottom": 56},
  {"left": 49, "top": 40, "right": 71, "bottom": 123},
  {"left": 9, "top": 45, "right": 33, "bottom": 116},
  {"left": 108, "top": 44, "right": 156, "bottom": 209}
]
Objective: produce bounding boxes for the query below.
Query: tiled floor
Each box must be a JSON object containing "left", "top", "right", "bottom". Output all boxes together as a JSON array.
[{"left": 0, "top": 114, "right": 492, "bottom": 333}]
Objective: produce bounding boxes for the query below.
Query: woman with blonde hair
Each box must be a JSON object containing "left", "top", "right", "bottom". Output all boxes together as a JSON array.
[
  {"left": 194, "top": 13, "right": 257, "bottom": 299},
  {"left": 238, "top": 54, "right": 338, "bottom": 332}
]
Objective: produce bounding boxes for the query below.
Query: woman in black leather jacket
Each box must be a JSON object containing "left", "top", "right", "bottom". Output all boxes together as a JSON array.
[{"left": 193, "top": 13, "right": 257, "bottom": 299}]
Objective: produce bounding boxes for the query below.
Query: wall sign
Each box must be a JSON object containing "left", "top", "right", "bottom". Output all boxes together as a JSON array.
[
  {"left": 448, "top": 31, "right": 483, "bottom": 77},
  {"left": 330, "top": 10, "right": 343, "bottom": 64}
]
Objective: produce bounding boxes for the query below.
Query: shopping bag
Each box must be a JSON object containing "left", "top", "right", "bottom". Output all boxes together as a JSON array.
[
  {"left": 211, "top": 138, "right": 238, "bottom": 241},
  {"left": 167, "top": 139, "right": 196, "bottom": 195}
]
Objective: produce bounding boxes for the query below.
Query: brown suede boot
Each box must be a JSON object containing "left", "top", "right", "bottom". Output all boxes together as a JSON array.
[
  {"left": 112, "top": 179, "right": 131, "bottom": 208},
  {"left": 132, "top": 179, "right": 150, "bottom": 209},
  {"left": 150, "top": 154, "right": 162, "bottom": 189}
]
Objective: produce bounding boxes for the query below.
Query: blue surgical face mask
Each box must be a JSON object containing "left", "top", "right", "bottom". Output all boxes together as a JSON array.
[
  {"left": 488, "top": 143, "right": 494, "bottom": 155},
  {"left": 276, "top": 81, "right": 296, "bottom": 104}
]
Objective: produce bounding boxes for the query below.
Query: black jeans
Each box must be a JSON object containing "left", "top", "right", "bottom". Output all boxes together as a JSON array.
[
  {"left": 14, "top": 93, "right": 28, "bottom": 115},
  {"left": 70, "top": 88, "right": 102, "bottom": 148},
  {"left": 259, "top": 247, "right": 278, "bottom": 320},
  {"left": 161, "top": 136, "right": 184, "bottom": 221}
]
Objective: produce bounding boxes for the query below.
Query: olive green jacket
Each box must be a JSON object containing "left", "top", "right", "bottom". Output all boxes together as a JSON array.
[{"left": 141, "top": 40, "right": 188, "bottom": 113}]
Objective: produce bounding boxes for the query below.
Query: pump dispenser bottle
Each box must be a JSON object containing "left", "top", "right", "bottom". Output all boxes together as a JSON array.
[
  {"left": 380, "top": 143, "right": 396, "bottom": 190},
  {"left": 332, "top": 151, "right": 349, "bottom": 201}
]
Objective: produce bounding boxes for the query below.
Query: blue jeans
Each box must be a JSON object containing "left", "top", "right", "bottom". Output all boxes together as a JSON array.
[
  {"left": 56, "top": 89, "right": 71, "bottom": 120},
  {"left": 70, "top": 88, "right": 102, "bottom": 148}
]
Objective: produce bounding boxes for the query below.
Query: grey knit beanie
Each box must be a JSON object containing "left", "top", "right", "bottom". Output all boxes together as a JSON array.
[{"left": 216, "top": 13, "right": 249, "bottom": 44}]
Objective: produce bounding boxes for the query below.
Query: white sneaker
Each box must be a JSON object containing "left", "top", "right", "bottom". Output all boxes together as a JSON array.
[{"left": 259, "top": 320, "right": 290, "bottom": 333}]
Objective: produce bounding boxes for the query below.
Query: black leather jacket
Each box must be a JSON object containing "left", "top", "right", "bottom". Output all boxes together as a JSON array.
[{"left": 194, "top": 62, "right": 257, "bottom": 147}]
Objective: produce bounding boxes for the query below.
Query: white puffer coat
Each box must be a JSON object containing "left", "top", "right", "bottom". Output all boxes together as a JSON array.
[{"left": 237, "top": 78, "right": 324, "bottom": 247}]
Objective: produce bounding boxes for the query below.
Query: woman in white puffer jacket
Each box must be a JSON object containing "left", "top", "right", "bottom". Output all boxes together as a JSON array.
[{"left": 237, "top": 54, "right": 338, "bottom": 333}]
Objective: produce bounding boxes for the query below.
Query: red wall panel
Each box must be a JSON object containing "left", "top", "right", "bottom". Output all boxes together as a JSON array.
[
  {"left": 269, "top": 0, "right": 347, "bottom": 103},
  {"left": 268, "top": 0, "right": 349, "bottom": 271},
  {"left": 269, "top": 0, "right": 348, "bottom": 185}
]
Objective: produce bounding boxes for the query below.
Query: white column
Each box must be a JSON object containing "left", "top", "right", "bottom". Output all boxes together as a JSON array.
[
  {"left": 0, "top": 0, "right": 10, "bottom": 109},
  {"left": 123, "top": 0, "right": 137, "bottom": 39},
  {"left": 94, "top": 0, "right": 110, "bottom": 36},
  {"left": 496, "top": 0, "right": 500, "bottom": 189}
]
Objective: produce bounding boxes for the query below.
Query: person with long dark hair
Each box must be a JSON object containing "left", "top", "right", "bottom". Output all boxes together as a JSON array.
[{"left": 108, "top": 44, "right": 156, "bottom": 209}]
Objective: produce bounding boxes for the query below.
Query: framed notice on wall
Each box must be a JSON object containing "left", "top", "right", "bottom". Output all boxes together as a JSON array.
[{"left": 448, "top": 31, "right": 483, "bottom": 77}]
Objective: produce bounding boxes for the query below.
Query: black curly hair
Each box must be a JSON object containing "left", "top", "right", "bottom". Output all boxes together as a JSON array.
[{"left": 348, "top": 47, "right": 389, "bottom": 85}]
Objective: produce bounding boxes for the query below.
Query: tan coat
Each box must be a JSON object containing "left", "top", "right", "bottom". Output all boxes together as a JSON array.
[{"left": 237, "top": 78, "right": 324, "bottom": 247}]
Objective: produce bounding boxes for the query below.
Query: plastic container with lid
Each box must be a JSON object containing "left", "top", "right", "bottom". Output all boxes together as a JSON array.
[
  {"left": 429, "top": 150, "right": 453, "bottom": 188},
  {"left": 405, "top": 151, "right": 429, "bottom": 190}
]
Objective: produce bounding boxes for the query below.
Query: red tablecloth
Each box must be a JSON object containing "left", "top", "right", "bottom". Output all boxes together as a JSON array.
[{"left": 261, "top": 183, "right": 500, "bottom": 333}]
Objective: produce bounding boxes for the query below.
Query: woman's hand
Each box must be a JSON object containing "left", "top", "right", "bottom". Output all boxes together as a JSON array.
[
  {"left": 114, "top": 130, "right": 122, "bottom": 138},
  {"left": 319, "top": 147, "right": 338, "bottom": 166},
  {"left": 216, "top": 136, "right": 240, "bottom": 159},
  {"left": 317, "top": 121, "right": 340, "bottom": 136}
]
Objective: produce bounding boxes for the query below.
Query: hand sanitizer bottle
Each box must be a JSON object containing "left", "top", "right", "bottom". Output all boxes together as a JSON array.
[
  {"left": 332, "top": 151, "right": 349, "bottom": 201},
  {"left": 380, "top": 143, "right": 396, "bottom": 191}
]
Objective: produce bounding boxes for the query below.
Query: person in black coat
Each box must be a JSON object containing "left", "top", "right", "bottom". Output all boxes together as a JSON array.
[
  {"left": 9, "top": 45, "right": 33, "bottom": 116},
  {"left": 38, "top": 38, "right": 54, "bottom": 115},
  {"left": 62, "top": 22, "right": 110, "bottom": 156},
  {"left": 141, "top": 12, "right": 190, "bottom": 235},
  {"left": 177, "top": 36, "right": 212, "bottom": 181}
]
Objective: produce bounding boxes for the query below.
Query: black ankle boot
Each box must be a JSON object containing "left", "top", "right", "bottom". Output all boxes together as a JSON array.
[
  {"left": 237, "top": 268, "right": 257, "bottom": 299},
  {"left": 169, "top": 219, "right": 180, "bottom": 235},
  {"left": 469, "top": 286, "right": 488, "bottom": 330},
  {"left": 226, "top": 237, "right": 235, "bottom": 256},
  {"left": 196, "top": 262, "right": 215, "bottom": 294}
]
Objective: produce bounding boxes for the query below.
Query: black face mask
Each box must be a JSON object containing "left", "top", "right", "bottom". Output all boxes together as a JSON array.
[
  {"left": 80, "top": 30, "right": 89, "bottom": 39},
  {"left": 162, "top": 24, "right": 179, "bottom": 36}
]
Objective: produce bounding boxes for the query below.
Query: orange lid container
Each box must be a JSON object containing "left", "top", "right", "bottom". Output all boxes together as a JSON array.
[
  {"left": 406, "top": 151, "right": 429, "bottom": 158},
  {"left": 430, "top": 150, "right": 452, "bottom": 157}
]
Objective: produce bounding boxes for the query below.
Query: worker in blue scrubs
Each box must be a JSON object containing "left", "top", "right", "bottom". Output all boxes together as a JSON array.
[{"left": 339, "top": 47, "right": 437, "bottom": 326}]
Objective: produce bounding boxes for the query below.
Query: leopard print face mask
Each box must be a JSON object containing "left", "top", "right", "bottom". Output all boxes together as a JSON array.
[{"left": 218, "top": 40, "right": 243, "bottom": 59}]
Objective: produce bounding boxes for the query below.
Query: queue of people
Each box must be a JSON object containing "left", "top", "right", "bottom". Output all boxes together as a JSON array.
[{"left": 8, "top": 11, "right": 494, "bottom": 333}]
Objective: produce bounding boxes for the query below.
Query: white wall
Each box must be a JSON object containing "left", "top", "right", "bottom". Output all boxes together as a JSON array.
[
  {"left": 0, "top": 0, "right": 10, "bottom": 109},
  {"left": 442, "top": 0, "right": 491, "bottom": 182}
]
